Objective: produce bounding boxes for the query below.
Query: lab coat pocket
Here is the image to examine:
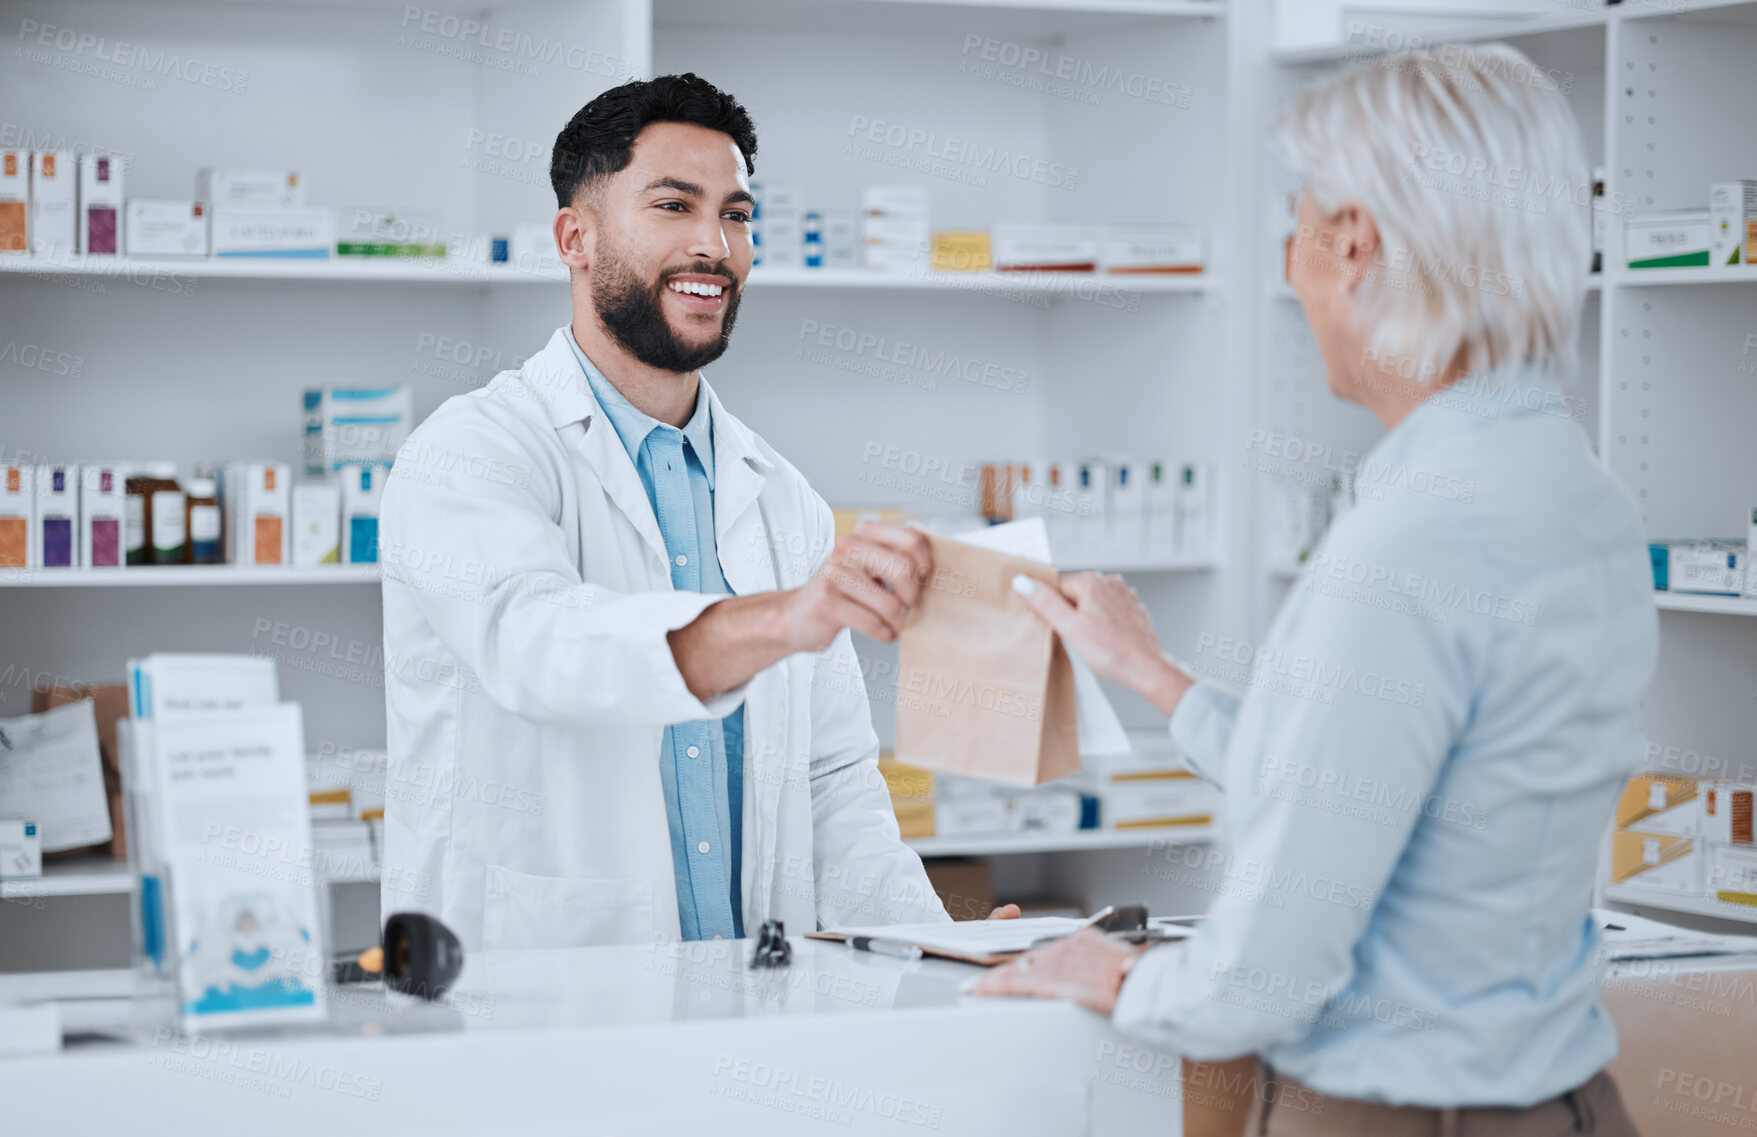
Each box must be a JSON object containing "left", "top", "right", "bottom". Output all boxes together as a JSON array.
[{"left": 481, "top": 865, "right": 655, "bottom": 949}]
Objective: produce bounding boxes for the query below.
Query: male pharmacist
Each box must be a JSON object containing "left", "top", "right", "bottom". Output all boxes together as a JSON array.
[{"left": 379, "top": 74, "right": 954, "bottom": 950}]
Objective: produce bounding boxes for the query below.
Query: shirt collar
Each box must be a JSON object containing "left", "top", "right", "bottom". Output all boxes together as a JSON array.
[
  {"left": 1363, "top": 359, "right": 1575, "bottom": 469},
  {"left": 566, "top": 329, "right": 716, "bottom": 486}
]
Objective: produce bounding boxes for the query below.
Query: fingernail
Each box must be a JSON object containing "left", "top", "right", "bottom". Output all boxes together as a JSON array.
[{"left": 1011, "top": 575, "right": 1037, "bottom": 597}]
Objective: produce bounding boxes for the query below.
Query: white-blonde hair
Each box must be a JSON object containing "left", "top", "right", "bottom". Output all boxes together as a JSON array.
[{"left": 1277, "top": 44, "right": 1590, "bottom": 384}]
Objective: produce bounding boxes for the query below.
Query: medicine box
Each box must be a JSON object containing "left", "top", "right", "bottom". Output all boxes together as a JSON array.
[
  {"left": 0, "top": 819, "right": 43, "bottom": 879},
  {"left": 860, "top": 185, "right": 929, "bottom": 218},
  {"left": 340, "top": 464, "right": 385, "bottom": 564},
  {"left": 210, "top": 208, "right": 332, "bottom": 258},
  {"left": 992, "top": 224, "right": 1100, "bottom": 272},
  {"left": 79, "top": 153, "right": 125, "bottom": 255},
  {"left": 0, "top": 150, "right": 26, "bottom": 253},
  {"left": 29, "top": 151, "right": 76, "bottom": 257},
  {"left": 34, "top": 464, "right": 78, "bottom": 568},
  {"left": 1611, "top": 829, "right": 1701, "bottom": 894},
  {"left": 0, "top": 464, "right": 35, "bottom": 569},
  {"left": 226, "top": 463, "right": 291, "bottom": 566},
  {"left": 1616, "top": 773, "right": 1703, "bottom": 836},
  {"left": 1101, "top": 223, "right": 1205, "bottom": 274},
  {"left": 126, "top": 201, "right": 208, "bottom": 257},
  {"left": 291, "top": 482, "right": 341, "bottom": 567},
  {"left": 931, "top": 230, "right": 992, "bottom": 273},
  {"left": 1702, "top": 783, "right": 1755, "bottom": 847},
  {"left": 1708, "top": 845, "right": 1757, "bottom": 903},
  {"left": 1625, "top": 208, "right": 1712, "bottom": 270},
  {"left": 336, "top": 208, "right": 447, "bottom": 257},
  {"left": 823, "top": 210, "right": 857, "bottom": 269},
  {"left": 1709, "top": 181, "right": 1757, "bottom": 267},
  {"left": 196, "top": 168, "right": 303, "bottom": 210},
  {"left": 303, "top": 386, "right": 412, "bottom": 475},
  {"left": 80, "top": 464, "right": 126, "bottom": 569},
  {"left": 1176, "top": 461, "right": 1217, "bottom": 560},
  {"left": 1668, "top": 540, "right": 1743, "bottom": 596},
  {"left": 1102, "top": 772, "right": 1217, "bottom": 830}
]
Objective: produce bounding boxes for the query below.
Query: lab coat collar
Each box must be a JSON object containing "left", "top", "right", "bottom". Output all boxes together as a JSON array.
[{"left": 526, "top": 326, "right": 775, "bottom": 569}]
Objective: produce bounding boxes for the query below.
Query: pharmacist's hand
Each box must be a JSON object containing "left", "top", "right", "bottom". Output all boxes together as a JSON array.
[
  {"left": 986, "top": 904, "right": 1022, "bottom": 920},
  {"left": 782, "top": 522, "right": 932, "bottom": 651},
  {"left": 972, "top": 928, "right": 1147, "bottom": 1017},
  {"left": 1010, "top": 572, "right": 1192, "bottom": 717}
]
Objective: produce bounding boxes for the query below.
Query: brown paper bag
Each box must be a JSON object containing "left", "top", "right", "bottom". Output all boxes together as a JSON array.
[
  {"left": 895, "top": 532, "right": 1079, "bottom": 786},
  {"left": 31, "top": 682, "right": 130, "bottom": 860}
]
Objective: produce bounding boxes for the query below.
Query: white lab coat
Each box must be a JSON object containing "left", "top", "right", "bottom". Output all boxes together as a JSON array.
[{"left": 377, "top": 327, "right": 947, "bottom": 951}]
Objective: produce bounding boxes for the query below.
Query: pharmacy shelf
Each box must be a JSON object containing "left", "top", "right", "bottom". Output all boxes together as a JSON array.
[
  {"left": 905, "top": 825, "right": 1212, "bottom": 858},
  {"left": 0, "top": 968, "right": 137, "bottom": 1004},
  {"left": 0, "top": 856, "right": 134, "bottom": 899},
  {"left": 0, "top": 565, "right": 382, "bottom": 588},
  {"left": 1611, "top": 266, "right": 1757, "bottom": 288},
  {"left": 1603, "top": 883, "right": 1757, "bottom": 927},
  {"left": 0, "top": 256, "right": 1216, "bottom": 296},
  {"left": 656, "top": 0, "right": 1227, "bottom": 37},
  {"left": 1653, "top": 592, "right": 1757, "bottom": 618},
  {"left": 1271, "top": 8, "right": 1612, "bottom": 67}
]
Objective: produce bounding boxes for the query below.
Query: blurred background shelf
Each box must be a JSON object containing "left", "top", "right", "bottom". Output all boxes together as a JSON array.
[
  {"left": 1653, "top": 593, "right": 1757, "bottom": 618},
  {"left": 0, "top": 566, "right": 383, "bottom": 588},
  {"left": 1603, "top": 883, "right": 1757, "bottom": 927},
  {"left": 906, "top": 825, "right": 1211, "bottom": 858},
  {"left": 0, "top": 857, "right": 133, "bottom": 900}
]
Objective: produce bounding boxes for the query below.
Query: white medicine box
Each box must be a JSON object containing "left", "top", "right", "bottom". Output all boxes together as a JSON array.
[
  {"left": 291, "top": 482, "right": 341, "bottom": 567},
  {"left": 0, "top": 819, "right": 43, "bottom": 879},
  {"left": 340, "top": 465, "right": 385, "bottom": 564},
  {"left": 126, "top": 201, "right": 208, "bottom": 257},
  {"left": 29, "top": 151, "right": 76, "bottom": 257},
  {"left": 196, "top": 168, "right": 303, "bottom": 209},
  {"left": 226, "top": 463, "right": 291, "bottom": 566}
]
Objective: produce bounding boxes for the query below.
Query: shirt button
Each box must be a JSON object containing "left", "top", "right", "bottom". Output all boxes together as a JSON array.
[
  {"left": 686, "top": 745, "right": 700, "bottom": 758},
  {"left": 696, "top": 841, "right": 711, "bottom": 854},
  {"left": 675, "top": 553, "right": 688, "bottom": 567}
]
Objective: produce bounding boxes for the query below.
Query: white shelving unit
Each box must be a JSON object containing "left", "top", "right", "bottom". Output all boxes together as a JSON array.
[
  {"left": 0, "top": 565, "right": 383, "bottom": 587},
  {"left": 906, "top": 825, "right": 1212, "bottom": 858},
  {"left": 1263, "top": 1, "right": 1757, "bottom": 930},
  {"left": 0, "top": 857, "right": 133, "bottom": 900}
]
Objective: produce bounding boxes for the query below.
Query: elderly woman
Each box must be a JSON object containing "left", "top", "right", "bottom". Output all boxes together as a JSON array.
[{"left": 976, "top": 45, "right": 1656, "bottom": 1135}]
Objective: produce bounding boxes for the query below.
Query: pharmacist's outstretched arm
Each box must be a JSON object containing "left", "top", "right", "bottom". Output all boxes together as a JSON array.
[
  {"left": 1010, "top": 572, "right": 1195, "bottom": 717},
  {"left": 668, "top": 522, "right": 933, "bottom": 702}
]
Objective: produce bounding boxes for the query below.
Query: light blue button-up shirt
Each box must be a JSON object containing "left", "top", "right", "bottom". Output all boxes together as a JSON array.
[
  {"left": 568, "top": 333, "right": 744, "bottom": 941},
  {"left": 1114, "top": 363, "right": 1658, "bottom": 1108}
]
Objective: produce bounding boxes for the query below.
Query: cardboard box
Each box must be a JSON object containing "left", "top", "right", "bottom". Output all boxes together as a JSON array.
[
  {"left": 33, "top": 463, "right": 78, "bottom": 568},
  {"left": 1102, "top": 772, "right": 1217, "bottom": 830},
  {"left": 1706, "top": 844, "right": 1757, "bottom": 903},
  {"left": 1625, "top": 208, "right": 1712, "bottom": 269},
  {"left": 931, "top": 230, "right": 992, "bottom": 273},
  {"left": 1668, "top": 540, "right": 1743, "bottom": 596},
  {"left": 291, "top": 482, "right": 341, "bottom": 566},
  {"left": 0, "top": 149, "right": 27, "bottom": 253},
  {"left": 126, "top": 201, "right": 208, "bottom": 257},
  {"left": 79, "top": 464, "right": 126, "bottom": 569},
  {"left": 226, "top": 462, "right": 291, "bottom": 566},
  {"left": 1101, "top": 223, "right": 1205, "bottom": 274},
  {"left": 1709, "top": 181, "right": 1757, "bottom": 267},
  {"left": 79, "top": 153, "right": 124, "bottom": 255},
  {"left": 0, "top": 464, "right": 35, "bottom": 568},
  {"left": 1610, "top": 828, "right": 1700, "bottom": 893},
  {"left": 1616, "top": 773, "right": 1703, "bottom": 836},
  {"left": 210, "top": 208, "right": 332, "bottom": 258},
  {"left": 196, "top": 167, "right": 303, "bottom": 209},
  {"left": 923, "top": 858, "right": 992, "bottom": 921},
  {"left": 29, "top": 151, "right": 76, "bottom": 257},
  {"left": 992, "top": 223, "right": 1100, "bottom": 272},
  {"left": 340, "top": 464, "right": 385, "bottom": 564}
]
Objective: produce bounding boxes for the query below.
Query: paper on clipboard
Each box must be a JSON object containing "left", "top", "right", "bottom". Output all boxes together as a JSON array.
[
  {"left": 950, "top": 518, "right": 1131, "bottom": 758},
  {"left": 809, "top": 914, "right": 1197, "bottom": 967}
]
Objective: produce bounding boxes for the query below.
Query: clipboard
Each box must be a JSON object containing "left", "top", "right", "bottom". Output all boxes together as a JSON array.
[{"left": 806, "top": 913, "right": 1200, "bottom": 967}]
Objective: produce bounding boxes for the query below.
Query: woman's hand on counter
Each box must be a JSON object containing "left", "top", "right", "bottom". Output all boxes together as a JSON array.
[
  {"left": 970, "top": 928, "right": 1147, "bottom": 1017},
  {"left": 1010, "top": 572, "right": 1194, "bottom": 716}
]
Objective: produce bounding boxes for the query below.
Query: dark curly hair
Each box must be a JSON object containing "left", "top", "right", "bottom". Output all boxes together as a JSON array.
[{"left": 550, "top": 73, "right": 758, "bottom": 208}]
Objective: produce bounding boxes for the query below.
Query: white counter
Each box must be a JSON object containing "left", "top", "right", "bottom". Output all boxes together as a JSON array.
[{"left": 3, "top": 936, "right": 1193, "bottom": 1136}]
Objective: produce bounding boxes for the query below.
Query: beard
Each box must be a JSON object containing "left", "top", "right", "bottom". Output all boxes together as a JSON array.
[{"left": 591, "top": 237, "right": 742, "bottom": 373}]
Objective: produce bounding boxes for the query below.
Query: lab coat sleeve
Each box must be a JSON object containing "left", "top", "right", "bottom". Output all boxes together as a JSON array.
[
  {"left": 799, "top": 501, "right": 948, "bottom": 929},
  {"left": 1168, "top": 680, "right": 1240, "bottom": 786},
  {"left": 380, "top": 400, "right": 746, "bottom": 728},
  {"left": 1111, "top": 519, "right": 1473, "bottom": 1060}
]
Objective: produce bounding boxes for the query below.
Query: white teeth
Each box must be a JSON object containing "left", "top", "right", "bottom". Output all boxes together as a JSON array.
[{"left": 669, "top": 280, "right": 723, "bottom": 297}]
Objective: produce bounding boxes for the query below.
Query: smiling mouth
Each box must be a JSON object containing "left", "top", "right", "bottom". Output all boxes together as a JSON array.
[{"left": 667, "top": 279, "right": 728, "bottom": 298}]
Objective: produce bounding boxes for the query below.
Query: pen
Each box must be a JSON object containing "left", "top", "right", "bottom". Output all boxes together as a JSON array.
[{"left": 848, "top": 936, "right": 924, "bottom": 962}]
